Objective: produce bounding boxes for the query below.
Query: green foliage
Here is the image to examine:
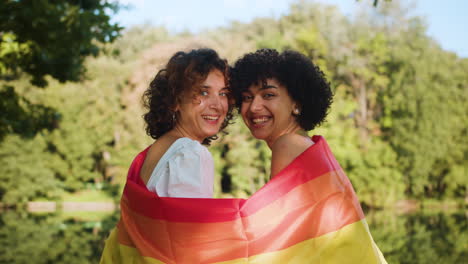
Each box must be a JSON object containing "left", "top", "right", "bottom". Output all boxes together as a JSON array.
[
  {"left": 0, "top": 28, "right": 138, "bottom": 203},
  {"left": 0, "top": 0, "right": 122, "bottom": 86},
  {"left": 106, "top": 25, "right": 170, "bottom": 62},
  {"left": 1, "top": 0, "right": 466, "bottom": 206},
  {"left": 221, "top": 121, "right": 271, "bottom": 197},
  {"left": 368, "top": 210, "right": 468, "bottom": 263},
  {"left": 381, "top": 25, "right": 468, "bottom": 198},
  {"left": 0, "top": 85, "right": 58, "bottom": 141},
  {"left": 0, "top": 210, "right": 119, "bottom": 264},
  {"left": 0, "top": 134, "right": 62, "bottom": 204},
  {"left": 0, "top": 0, "right": 123, "bottom": 184}
]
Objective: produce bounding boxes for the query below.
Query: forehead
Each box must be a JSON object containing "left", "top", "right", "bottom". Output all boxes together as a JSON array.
[
  {"left": 245, "top": 78, "right": 283, "bottom": 92},
  {"left": 202, "top": 69, "right": 226, "bottom": 87},
  {"left": 179, "top": 70, "right": 225, "bottom": 100}
]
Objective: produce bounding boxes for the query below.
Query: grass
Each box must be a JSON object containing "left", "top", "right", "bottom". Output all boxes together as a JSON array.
[
  {"left": 59, "top": 210, "right": 117, "bottom": 222},
  {"left": 61, "top": 189, "right": 114, "bottom": 202},
  {"left": 420, "top": 198, "right": 466, "bottom": 211}
]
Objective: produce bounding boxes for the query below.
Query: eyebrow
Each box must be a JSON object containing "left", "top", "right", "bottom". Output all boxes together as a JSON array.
[
  {"left": 243, "top": 84, "right": 277, "bottom": 93},
  {"left": 201, "top": 85, "right": 228, "bottom": 90},
  {"left": 260, "top": 84, "right": 278, "bottom": 90}
]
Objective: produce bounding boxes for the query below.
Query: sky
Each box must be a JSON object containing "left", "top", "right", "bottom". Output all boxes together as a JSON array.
[{"left": 112, "top": 0, "right": 468, "bottom": 58}]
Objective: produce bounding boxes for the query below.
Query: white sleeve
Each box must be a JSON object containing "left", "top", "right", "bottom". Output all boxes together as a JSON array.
[{"left": 164, "top": 145, "right": 214, "bottom": 198}]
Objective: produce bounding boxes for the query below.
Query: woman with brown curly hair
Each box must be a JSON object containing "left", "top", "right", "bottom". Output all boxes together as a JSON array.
[{"left": 138, "top": 48, "right": 233, "bottom": 198}]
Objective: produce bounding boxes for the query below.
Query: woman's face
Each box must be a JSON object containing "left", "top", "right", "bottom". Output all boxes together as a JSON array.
[
  {"left": 240, "top": 78, "right": 299, "bottom": 147},
  {"left": 175, "top": 69, "right": 229, "bottom": 142}
]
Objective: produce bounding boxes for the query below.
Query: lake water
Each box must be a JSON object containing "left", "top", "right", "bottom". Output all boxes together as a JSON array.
[{"left": 0, "top": 209, "right": 466, "bottom": 263}]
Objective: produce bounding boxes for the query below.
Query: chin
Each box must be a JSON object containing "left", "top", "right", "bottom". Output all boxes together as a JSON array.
[
  {"left": 251, "top": 131, "right": 267, "bottom": 140},
  {"left": 203, "top": 130, "right": 218, "bottom": 138}
]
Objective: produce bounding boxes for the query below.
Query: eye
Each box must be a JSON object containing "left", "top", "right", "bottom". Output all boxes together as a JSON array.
[
  {"left": 242, "top": 95, "right": 253, "bottom": 102},
  {"left": 220, "top": 91, "right": 229, "bottom": 97},
  {"left": 263, "top": 93, "right": 275, "bottom": 99},
  {"left": 200, "top": 90, "right": 209, "bottom": 96}
]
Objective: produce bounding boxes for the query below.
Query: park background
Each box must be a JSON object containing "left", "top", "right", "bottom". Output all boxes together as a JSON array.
[{"left": 0, "top": 0, "right": 466, "bottom": 263}]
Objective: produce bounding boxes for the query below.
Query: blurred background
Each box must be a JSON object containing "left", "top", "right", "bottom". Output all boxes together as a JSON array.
[{"left": 0, "top": 0, "right": 466, "bottom": 263}]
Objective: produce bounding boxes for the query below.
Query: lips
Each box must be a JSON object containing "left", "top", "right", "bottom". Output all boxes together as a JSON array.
[
  {"left": 202, "top": 115, "right": 219, "bottom": 120},
  {"left": 249, "top": 115, "right": 271, "bottom": 128},
  {"left": 202, "top": 115, "right": 221, "bottom": 124},
  {"left": 252, "top": 116, "right": 270, "bottom": 124}
]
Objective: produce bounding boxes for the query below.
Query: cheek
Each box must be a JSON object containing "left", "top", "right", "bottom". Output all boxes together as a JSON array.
[
  {"left": 191, "top": 95, "right": 204, "bottom": 105},
  {"left": 221, "top": 97, "right": 229, "bottom": 113},
  {"left": 240, "top": 104, "right": 246, "bottom": 114},
  {"left": 198, "top": 97, "right": 206, "bottom": 105},
  {"left": 240, "top": 104, "right": 249, "bottom": 120}
]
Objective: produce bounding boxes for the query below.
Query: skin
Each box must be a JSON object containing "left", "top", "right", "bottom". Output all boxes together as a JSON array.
[
  {"left": 140, "top": 69, "right": 229, "bottom": 184},
  {"left": 240, "top": 78, "right": 313, "bottom": 178},
  {"left": 173, "top": 69, "right": 229, "bottom": 142}
]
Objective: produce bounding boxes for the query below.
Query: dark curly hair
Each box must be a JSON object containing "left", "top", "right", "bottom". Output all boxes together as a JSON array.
[
  {"left": 143, "top": 48, "right": 233, "bottom": 145},
  {"left": 230, "top": 49, "right": 333, "bottom": 131}
]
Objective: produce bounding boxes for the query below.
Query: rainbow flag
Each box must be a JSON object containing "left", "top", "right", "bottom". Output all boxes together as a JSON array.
[{"left": 100, "top": 136, "right": 386, "bottom": 263}]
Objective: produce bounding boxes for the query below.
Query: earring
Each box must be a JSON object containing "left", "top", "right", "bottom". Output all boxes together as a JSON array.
[
  {"left": 293, "top": 108, "right": 300, "bottom": 116},
  {"left": 172, "top": 112, "right": 177, "bottom": 124}
]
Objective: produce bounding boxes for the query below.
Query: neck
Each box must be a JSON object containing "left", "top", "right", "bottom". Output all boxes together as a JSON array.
[
  {"left": 168, "top": 125, "right": 203, "bottom": 143},
  {"left": 266, "top": 125, "right": 305, "bottom": 149}
]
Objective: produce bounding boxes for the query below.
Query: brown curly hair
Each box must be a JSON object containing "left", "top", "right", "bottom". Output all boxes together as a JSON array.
[{"left": 142, "top": 48, "right": 234, "bottom": 145}]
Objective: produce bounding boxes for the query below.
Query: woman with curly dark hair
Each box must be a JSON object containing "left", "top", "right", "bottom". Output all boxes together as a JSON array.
[
  {"left": 138, "top": 48, "right": 233, "bottom": 197},
  {"left": 230, "top": 48, "right": 333, "bottom": 178},
  {"left": 226, "top": 49, "right": 386, "bottom": 262}
]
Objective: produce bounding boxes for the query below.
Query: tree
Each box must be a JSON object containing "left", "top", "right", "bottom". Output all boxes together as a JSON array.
[
  {"left": 0, "top": 0, "right": 121, "bottom": 86},
  {"left": 356, "top": 0, "right": 392, "bottom": 7},
  {"left": 0, "top": 0, "right": 122, "bottom": 143},
  {"left": 0, "top": 210, "right": 119, "bottom": 264},
  {"left": 382, "top": 27, "right": 468, "bottom": 198}
]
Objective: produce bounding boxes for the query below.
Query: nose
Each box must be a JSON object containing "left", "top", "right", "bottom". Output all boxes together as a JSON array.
[
  {"left": 249, "top": 96, "right": 262, "bottom": 113},
  {"left": 209, "top": 94, "right": 223, "bottom": 110}
]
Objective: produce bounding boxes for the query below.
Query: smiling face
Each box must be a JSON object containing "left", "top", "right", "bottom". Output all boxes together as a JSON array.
[
  {"left": 240, "top": 78, "right": 300, "bottom": 147},
  {"left": 174, "top": 69, "right": 229, "bottom": 142}
]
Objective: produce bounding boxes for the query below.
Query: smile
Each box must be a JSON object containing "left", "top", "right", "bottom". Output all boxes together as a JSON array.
[
  {"left": 251, "top": 116, "right": 271, "bottom": 124},
  {"left": 202, "top": 115, "right": 220, "bottom": 121}
]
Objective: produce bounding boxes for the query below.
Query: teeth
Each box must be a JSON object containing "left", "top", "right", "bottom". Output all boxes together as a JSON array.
[
  {"left": 252, "top": 117, "right": 269, "bottom": 124},
  {"left": 203, "top": 115, "right": 219, "bottom": 120}
]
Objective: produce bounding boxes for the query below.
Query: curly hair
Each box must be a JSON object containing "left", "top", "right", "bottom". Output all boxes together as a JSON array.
[
  {"left": 142, "top": 48, "right": 233, "bottom": 145},
  {"left": 230, "top": 49, "right": 333, "bottom": 131}
]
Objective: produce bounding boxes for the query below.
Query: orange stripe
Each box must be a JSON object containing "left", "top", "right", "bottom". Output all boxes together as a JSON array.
[{"left": 118, "top": 169, "right": 364, "bottom": 263}]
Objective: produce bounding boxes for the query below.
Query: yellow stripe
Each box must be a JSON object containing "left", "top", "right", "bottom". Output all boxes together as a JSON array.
[
  {"left": 217, "top": 219, "right": 387, "bottom": 264},
  {"left": 101, "top": 220, "right": 386, "bottom": 264},
  {"left": 118, "top": 245, "right": 165, "bottom": 264},
  {"left": 100, "top": 228, "right": 165, "bottom": 264}
]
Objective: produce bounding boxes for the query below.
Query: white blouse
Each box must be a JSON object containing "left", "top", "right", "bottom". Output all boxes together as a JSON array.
[{"left": 146, "top": 137, "right": 214, "bottom": 198}]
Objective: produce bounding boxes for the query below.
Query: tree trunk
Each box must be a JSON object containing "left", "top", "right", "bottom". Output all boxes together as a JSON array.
[{"left": 350, "top": 74, "right": 369, "bottom": 148}]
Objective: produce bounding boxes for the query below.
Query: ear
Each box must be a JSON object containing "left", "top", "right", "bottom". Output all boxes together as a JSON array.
[
  {"left": 292, "top": 103, "right": 301, "bottom": 116},
  {"left": 293, "top": 101, "right": 300, "bottom": 109}
]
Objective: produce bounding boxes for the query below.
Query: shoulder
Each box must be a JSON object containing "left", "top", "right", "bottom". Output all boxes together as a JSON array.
[
  {"left": 172, "top": 138, "right": 213, "bottom": 162},
  {"left": 271, "top": 133, "right": 313, "bottom": 155},
  {"left": 271, "top": 133, "right": 313, "bottom": 177}
]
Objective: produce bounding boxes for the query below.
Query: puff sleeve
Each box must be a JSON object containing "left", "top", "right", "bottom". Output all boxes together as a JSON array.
[{"left": 146, "top": 139, "right": 214, "bottom": 198}]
